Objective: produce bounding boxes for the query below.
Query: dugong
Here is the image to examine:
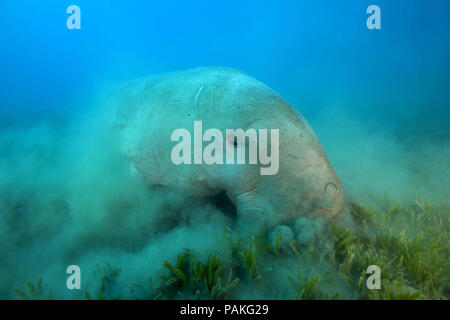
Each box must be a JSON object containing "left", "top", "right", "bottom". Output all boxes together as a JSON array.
[{"left": 114, "top": 67, "right": 344, "bottom": 229}]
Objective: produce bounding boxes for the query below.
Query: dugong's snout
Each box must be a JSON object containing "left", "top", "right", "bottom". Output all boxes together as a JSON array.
[{"left": 283, "top": 133, "right": 345, "bottom": 220}]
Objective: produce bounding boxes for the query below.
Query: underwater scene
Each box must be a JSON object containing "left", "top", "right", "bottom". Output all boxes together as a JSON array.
[{"left": 0, "top": 1, "right": 449, "bottom": 300}]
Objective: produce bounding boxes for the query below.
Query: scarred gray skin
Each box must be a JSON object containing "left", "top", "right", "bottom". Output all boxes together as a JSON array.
[{"left": 115, "top": 67, "right": 344, "bottom": 229}]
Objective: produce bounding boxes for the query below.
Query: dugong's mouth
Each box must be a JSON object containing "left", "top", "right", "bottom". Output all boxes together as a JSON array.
[{"left": 313, "top": 205, "right": 344, "bottom": 219}]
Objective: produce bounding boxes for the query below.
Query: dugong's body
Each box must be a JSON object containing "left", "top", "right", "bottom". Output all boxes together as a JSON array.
[{"left": 115, "top": 67, "right": 344, "bottom": 228}]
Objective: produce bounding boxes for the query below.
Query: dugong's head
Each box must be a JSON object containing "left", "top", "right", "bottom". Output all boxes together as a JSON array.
[
  {"left": 212, "top": 70, "right": 344, "bottom": 226},
  {"left": 232, "top": 109, "right": 344, "bottom": 226},
  {"left": 274, "top": 106, "right": 345, "bottom": 220}
]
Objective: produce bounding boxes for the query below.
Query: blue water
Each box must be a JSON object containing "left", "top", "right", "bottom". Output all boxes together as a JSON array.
[{"left": 0, "top": 0, "right": 449, "bottom": 299}]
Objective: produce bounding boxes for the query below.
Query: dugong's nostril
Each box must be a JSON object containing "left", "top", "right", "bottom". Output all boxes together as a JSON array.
[{"left": 324, "top": 183, "right": 338, "bottom": 199}]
